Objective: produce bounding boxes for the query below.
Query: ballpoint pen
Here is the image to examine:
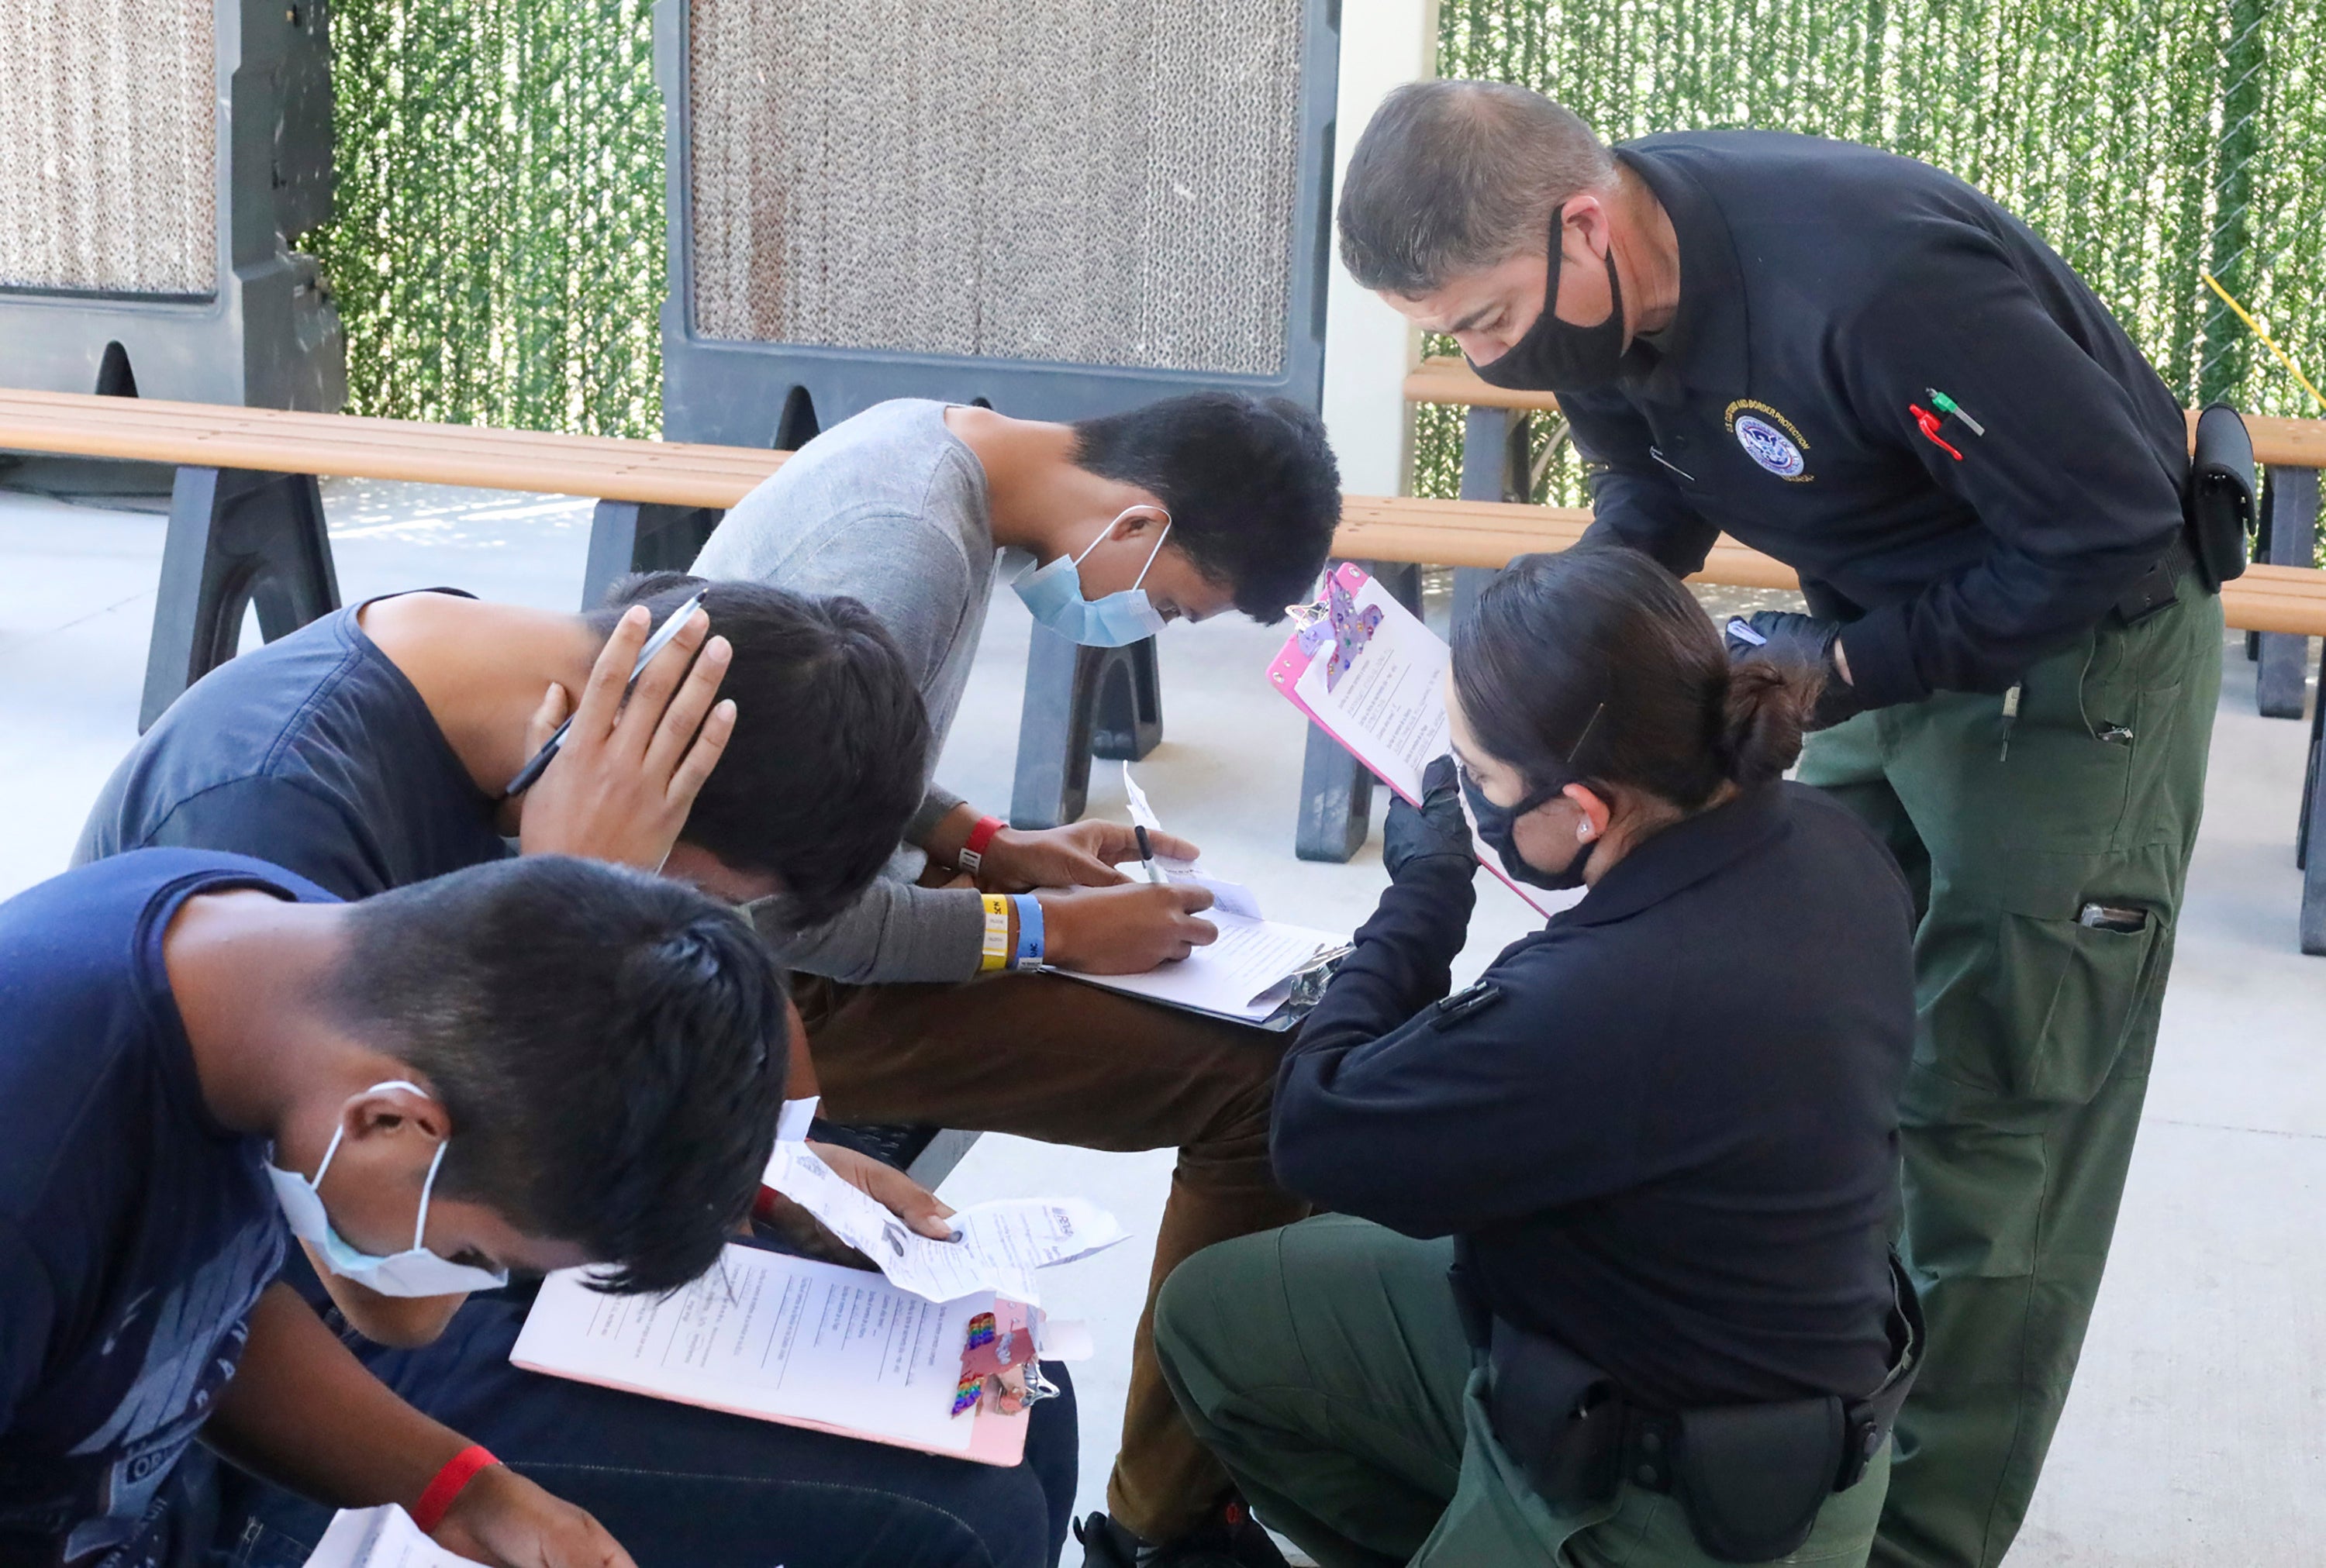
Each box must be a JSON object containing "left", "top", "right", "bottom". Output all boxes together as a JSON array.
[
  {"left": 501, "top": 591, "right": 706, "bottom": 798},
  {"left": 1134, "top": 824, "right": 1162, "bottom": 885}
]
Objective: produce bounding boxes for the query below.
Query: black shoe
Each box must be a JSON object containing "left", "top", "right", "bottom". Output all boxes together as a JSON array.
[{"left": 1073, "top": 1501, "right": 1292, "bottom": 1568}]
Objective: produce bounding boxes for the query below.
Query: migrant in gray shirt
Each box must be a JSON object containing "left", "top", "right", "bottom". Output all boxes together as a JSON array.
[{"left": 692, "top": 399, "right": 1003, "bottom": 983}]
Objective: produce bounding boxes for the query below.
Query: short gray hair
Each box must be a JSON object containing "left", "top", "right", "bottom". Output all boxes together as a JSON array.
[{"left": 1337, "top": 81, "right": 1616, "bottom": 296}]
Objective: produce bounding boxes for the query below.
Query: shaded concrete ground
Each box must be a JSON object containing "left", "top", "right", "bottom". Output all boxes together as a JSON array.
[{"left": 2, "top": 467, "right": 2318, "bottom": 1563}]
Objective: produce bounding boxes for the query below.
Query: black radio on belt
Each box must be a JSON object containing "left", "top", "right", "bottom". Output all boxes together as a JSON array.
[
  {"left": 2117, "top": 403, "right": 2253, "bottom": 622},
  {"left": 2187, "top": 401, "right": 2255, "bottom": 593}
]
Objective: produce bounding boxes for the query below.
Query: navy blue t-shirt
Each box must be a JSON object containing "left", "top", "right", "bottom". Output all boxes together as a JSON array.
[
  {"left": 0, "top": 850, "right": 332, "bottom": 1567},
  {"left": 76, "top": 598, "right": 510, "bottom": 900}
]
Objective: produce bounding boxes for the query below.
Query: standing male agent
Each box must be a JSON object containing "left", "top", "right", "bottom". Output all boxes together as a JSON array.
[{"left": 1331, "top": 82, "right": 2219, "bottom": 1568}]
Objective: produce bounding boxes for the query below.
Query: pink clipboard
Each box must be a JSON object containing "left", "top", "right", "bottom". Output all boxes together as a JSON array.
[
  {"left": 1270, "top": 563, "right": 1564, "bottom": 920},
  {"left": 511, "top": 1353, "right": 1030, "bottom": 1468},
  {"left": 514, "top": 1351, "right": 1029, "bottom": 1469}
]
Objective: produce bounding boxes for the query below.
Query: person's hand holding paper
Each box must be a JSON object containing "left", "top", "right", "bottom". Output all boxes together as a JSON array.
[
  {"left": 757, "top": 1139, "right": 957, "bottom": 1270},
  {"left": 1040, "top": 880, "right": 1220, "bottom": 974}
]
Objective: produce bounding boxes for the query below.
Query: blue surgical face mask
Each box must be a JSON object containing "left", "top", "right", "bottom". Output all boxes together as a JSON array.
[
  {"left": 265, "top": 1080, "right": 510, "bottom": 1298},
  {"left": 1011, "top": 509, "right": 1172, "bottom": 647}
]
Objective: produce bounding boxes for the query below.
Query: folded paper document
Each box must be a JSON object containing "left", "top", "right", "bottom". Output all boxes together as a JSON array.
[
  {"left": 1269, "top": 564, "right": 1568, "bottom": 919},
  {"left": 512, "top": 1245, "right": 1077, "bottom": 1464},
  {"left": 300, "top": 1505, "right": 471, "bottom": 1568},
  {"left": 761, "top": 1139, "right": 1128, "bottom": 1305}
]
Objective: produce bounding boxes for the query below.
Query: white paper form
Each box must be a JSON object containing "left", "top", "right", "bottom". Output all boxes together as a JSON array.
[
  {"left": 511, "top": 1244, "right": 979, "bottom": 1453},
  {"left": 1061, "top": 911, "right": 1348, "bottom": 1022},
  {"left": 1120, "top": 763, "right": 1261, "bottom": 918},
  {"left": 302, "top": 1505, "right": 477, "bottom": 1568},
  {"left": 1291, "top": 576, "right": 1451, "bottom": 802},
  {"left": 761, "top": 1141, "right": 1128, "bottom": 1305}
]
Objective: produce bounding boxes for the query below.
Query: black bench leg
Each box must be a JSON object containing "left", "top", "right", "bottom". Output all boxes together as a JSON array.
[
  {"left": 1009, "top": 629, "right": 1161, "bottom": 829},
  {"left": 582, "top": 500, "right": 726, "bottom": 608},
  {"left": 1292, "top": 560, "right": 1424, "bottom": 862},
  {"left": 1296, "top": 720, "right": 1375, "bottom": 861},
  {"left": 2300, "top": 670, "right": 2325, "bottom": 956},
  {"left": 140, "top": 467, "right": 339, "bottom": 732},
  {"left": 2256, "top": 468, "right": 2319, "bottom": 718}
]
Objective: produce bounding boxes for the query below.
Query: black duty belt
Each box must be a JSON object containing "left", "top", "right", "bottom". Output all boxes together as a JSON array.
[
  {"left": 2113, "top": 531, "right": 2198, "bottom": 625},
  {"left": 1462, "top": 1252, "right": 1923, "bottom": 1565}
]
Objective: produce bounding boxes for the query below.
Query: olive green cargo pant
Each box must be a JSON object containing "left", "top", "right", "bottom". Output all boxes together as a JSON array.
[
  {"left": 1796, "top": 589, "right": 2223, "bottom": 1568},
  {"left": 1154, "top": 1215, "right": 1891, "bottom": 1568}
]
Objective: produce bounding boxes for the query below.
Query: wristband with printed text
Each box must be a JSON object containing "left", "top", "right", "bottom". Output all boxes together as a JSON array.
[
  {"left": 978, "top": 894, "right": 1012, "bottom": 972},
  {"left": 1011, "top": 894, "right": 1044, "bottom": 970},
  {"left": 412, "top": 1444, "right": 499, "bottom": 1532},
  {"left": 958, "top": 815, "right": 1006, "bottom": 875}
]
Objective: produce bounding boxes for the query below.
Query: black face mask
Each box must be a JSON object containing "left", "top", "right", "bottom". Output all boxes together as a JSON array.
[
  {"left": 1459, "top": 767, "right": 1590, "bottom": 892},
  {"left": 1466, "top": 205, "right": 1628, "bottom": 392}
]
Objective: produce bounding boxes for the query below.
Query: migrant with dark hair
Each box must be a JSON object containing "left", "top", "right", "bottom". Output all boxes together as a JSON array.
[
  {"left": 330, "top": 853, "right": 791, "bottom": 1295},
  {"left": 1068, "top": 391, "right": 1342, "bottom": 622},
  {"left": 596, "top": 573, "right": 932, "bottom": 926}
]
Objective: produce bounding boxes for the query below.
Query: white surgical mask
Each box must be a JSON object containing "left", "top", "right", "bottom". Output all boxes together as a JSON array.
[
  {"left": 266, "top": 1080, "right": 510, "bottom": 1297},
  {"left": 1010, "top": 509, "right": 1172, "bottom": 647}
]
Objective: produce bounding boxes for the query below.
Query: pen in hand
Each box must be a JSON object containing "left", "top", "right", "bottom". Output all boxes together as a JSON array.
[
  {"left": 502, "top": 590, "right": 706, "bottom": 798},
  {"left": 1135, "top": 824, "right": 1163, "bottom": 886}
]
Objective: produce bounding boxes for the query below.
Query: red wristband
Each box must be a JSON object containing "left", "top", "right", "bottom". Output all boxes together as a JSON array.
[
  {"left": 957, "top": 815, "right": 1006, "bottom": 874},
  {"left": 412, "top": 1444, "right": 499, "bottom": 1532}
]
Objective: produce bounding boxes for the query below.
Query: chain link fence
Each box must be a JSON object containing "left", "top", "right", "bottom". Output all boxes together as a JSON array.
[
  {"left": 314, "top": 0, "right": 2321, "bottom": 471},
  {"left": 1416, "top": 0, "right": 2326, "bottom": 504},
  {"left": 310, "top": 0, "right": 664, "bottom": 437}
]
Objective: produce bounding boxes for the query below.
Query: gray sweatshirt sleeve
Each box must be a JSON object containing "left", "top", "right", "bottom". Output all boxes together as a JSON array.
[
  {"left": 907, "top": 786, "right": 968, "bottom": 846},
  {"left": 754, "top": 877, "right": 991, "bottom": 984}
]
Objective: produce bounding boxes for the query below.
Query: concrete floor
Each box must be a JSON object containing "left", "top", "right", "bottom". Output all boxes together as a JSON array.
[{"left": 2, "top": 465, "right": 2321, "bottom": 1563}]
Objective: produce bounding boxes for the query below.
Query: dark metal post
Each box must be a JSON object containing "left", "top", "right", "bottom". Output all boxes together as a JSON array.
[
  {"left": 581, "top": 500, "right": 726, "bottom": 607},
  {"left": 2256, "top": 467, "right": 2320, "bottom": 718},
  {"left": 1008, "top": 632, "right": 1162, "bottom": 829},
  {"left": 140, "top": 466, "right": 340, "bottom": 730},
  {"left": 2300, "top": 684, "right": 2324, "bottom": 955},
  {"left": 1292, "top": 561, "right": 1424, "bottom": 861}
]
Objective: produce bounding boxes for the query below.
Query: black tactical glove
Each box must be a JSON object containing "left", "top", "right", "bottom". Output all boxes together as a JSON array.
[
  {"left": 1384, "top": 755, "right": 1479, "bottom": 881},
  {"left": 1723, "top": 611, "right": 1865, "bottom": 731}
]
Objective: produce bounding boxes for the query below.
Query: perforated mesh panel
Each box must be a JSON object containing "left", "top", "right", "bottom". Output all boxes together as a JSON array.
[
  {"left": 687, "top": 0, "right": 1306, "bottom": 376},
  {"left": 0, "top": 0, "right": 217, "bottom": 296}
]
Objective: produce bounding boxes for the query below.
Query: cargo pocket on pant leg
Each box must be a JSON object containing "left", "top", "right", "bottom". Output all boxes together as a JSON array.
[{"left": 1984, "top": 910, "right": 2162, "bottom": 1104}]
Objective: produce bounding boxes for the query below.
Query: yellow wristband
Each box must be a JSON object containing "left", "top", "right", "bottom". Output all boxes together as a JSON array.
[{"left": 979, "top": 894, "right": 1011, "bottom": 972}]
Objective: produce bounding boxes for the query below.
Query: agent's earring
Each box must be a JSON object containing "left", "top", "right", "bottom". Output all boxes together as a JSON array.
[{"left": 1576, "top": 822, "right": 1593, "bottom": 841}]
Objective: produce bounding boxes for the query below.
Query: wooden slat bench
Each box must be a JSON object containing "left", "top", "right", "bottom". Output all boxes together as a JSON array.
[
  {"left": 1368, "top": 357, "right": 2326, "bottom": 954},
  {"left": 9, "top": 384, "right": 2325, "bottom": 953}
]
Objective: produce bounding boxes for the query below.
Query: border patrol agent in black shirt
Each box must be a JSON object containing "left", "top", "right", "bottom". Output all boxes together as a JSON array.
[
  {"left": 1151, "top": 548, "right": 1921, "bottom": 1568},
  {"left": 1334, "top": 82, "right": 2223, "bottom": 1568}
]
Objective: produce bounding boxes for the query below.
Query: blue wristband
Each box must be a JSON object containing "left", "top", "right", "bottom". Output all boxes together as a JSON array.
[{"left": 1011, "top": 894, "right": 1044, "bottom": 970}]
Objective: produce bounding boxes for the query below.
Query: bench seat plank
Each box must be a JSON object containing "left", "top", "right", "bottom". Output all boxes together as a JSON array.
[
  {"left": 1332, "top": 495, "right": 2326, "bottom": 636},
  {"left": 0, "top": 388, "right": 789, "bottom": 509}
]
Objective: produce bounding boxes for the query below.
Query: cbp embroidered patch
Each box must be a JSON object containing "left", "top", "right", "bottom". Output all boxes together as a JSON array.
[{"left": 1725, "top": 400, "right": 1814, "bottom": 481}]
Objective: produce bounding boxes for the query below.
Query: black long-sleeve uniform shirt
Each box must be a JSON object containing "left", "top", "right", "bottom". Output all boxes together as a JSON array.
[
  {"left": 1564, "top": 132, "right": 2190, "bottom": 708},
  {"left": 1274, "top": 784, "right": 1916, "bottom": 1408}
]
